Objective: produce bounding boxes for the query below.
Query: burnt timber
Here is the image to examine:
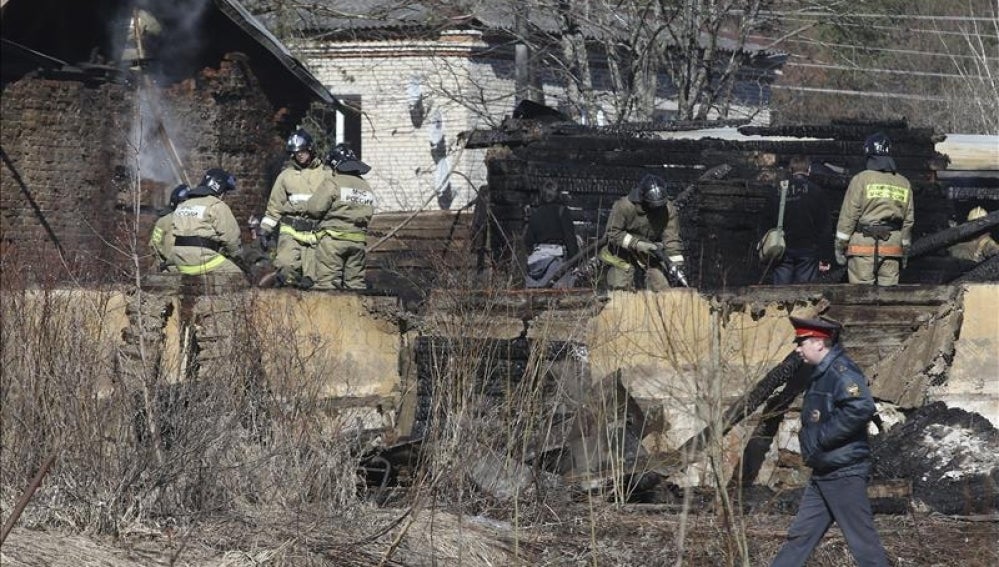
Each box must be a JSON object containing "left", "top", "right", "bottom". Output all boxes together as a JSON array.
[{"left": 462, "top": 118, "right": 999, "bottom": 290}]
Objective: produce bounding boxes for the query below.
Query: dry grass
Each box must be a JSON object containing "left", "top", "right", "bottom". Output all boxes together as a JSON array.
[{"left": 2, "top": 274, "right": 995, "bottom": 566}]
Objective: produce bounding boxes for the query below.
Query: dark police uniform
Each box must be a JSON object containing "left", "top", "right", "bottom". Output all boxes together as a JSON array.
[{"left": 771, "top": 316, "right": 889, "bottom": 567}]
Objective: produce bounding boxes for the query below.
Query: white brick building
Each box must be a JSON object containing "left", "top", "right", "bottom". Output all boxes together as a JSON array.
[{"left": 254, "top": 3, "right": 786, "bottom": 213}]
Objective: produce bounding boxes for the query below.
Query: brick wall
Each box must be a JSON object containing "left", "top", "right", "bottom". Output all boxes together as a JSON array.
[{"left": 1, "top": 55, "right": 283, "bottom": 284}]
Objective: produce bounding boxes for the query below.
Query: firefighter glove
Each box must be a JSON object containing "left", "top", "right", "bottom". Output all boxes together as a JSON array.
[
  {"left": 633, "top": 241, "right": 659, "bottom": 254},
  {"left": 834, "top": 240, "right": 847, "bottom": 266}
]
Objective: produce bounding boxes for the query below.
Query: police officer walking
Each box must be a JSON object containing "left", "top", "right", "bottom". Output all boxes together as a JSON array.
[
  {"left": 599, "top": 174, "right": 686, "bottom": 291},
  {"left": 306, "top": 143, "right": 375, "bottom": 290},
  {"left": 259, "top": 129, "right": 337, "bottom": 288},
  {"left": 835, "top": 132, "right": 914, "bottom": 286},
  {"left": 171, "top": 169, "right": 244, "bottom": 276},
  {"left": 149, "top": 183, "right": 189, "bottom": 272},
  {"left": 770, "top": 315, "right": 889, "bottom": 567}
]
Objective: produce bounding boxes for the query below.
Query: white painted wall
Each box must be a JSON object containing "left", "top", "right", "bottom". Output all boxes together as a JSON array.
[{"left": 302, "top": 32, "right": 777, "bottom": 212}]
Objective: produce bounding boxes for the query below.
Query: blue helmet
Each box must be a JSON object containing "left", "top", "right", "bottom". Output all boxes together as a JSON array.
[
  {"left": 639, "top": 174, "right": 669, "bottom": 208},
  {"left": 864, "top": 132, "right": 891, "bottom": 156},
  {"left": 168, "top": 184, "right": 189, "bottom": 208},
  {"left": 286, "top": 129, "right": 314, "bottom": 154},
  {"left": 200, "top": 168, "right": 236, "bottom": 196}
]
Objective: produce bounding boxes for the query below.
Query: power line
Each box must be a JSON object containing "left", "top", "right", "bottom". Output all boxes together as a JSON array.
[
  {"left": 772, "top": 84, "right": 951, "bottom": 102},
  {"left": 778, "top": 16, "right": 999, "bottom": 39},
  {"left": 782, "top": 37, "right": 999, "bottom": 61},
  {"left": 740, "top": 10, "right": 998, "bottom": 22},
  {"left": 785, "top": 61, "right": 995, "bottom": 80}
]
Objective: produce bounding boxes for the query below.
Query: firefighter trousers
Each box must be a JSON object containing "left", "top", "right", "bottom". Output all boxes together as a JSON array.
[{"left": 315, "top": 236, "right": 367, "bottom": 290}]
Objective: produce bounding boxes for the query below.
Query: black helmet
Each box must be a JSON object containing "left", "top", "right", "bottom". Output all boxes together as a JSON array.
[
  {"left": 327, "top": 143, "right": 358, "bottom": 168},
  {"left": 639, "top": 174, "right": 669, "bottom": 208},
  {"left": 168, "top": 184, "right": 189, "bottom": 208},
  {"left": 286, "top": 129, "right": 314, "bottom": 154},
  {"left": 200, "top": 168, "right": 236, "bottom": 196},
  {"left": 864, "top": 132, "right": 891, "bottom": 156}
]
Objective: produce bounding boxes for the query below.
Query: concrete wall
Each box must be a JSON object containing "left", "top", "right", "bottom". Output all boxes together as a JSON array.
[
  {"left": 7, "top": 283, "right": 994, "bottom": 485},
  {"left": 929, "top": 284, "right": 999, "bottom": 424}
]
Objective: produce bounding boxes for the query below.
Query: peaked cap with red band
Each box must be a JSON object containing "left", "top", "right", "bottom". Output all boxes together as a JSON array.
[{"left": 789, "top": 315, "right": 842, "bottom": 341}]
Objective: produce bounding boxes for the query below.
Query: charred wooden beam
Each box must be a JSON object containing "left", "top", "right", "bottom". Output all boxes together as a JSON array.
[{"left": 673, "top": 351, "right": 803, "bottom": 461}]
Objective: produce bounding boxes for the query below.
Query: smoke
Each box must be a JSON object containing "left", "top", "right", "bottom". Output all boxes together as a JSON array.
[
  {"left": 111, "top": 0, "right": 213, "bottom": 187},
  {"left": 130, "top": 88, "right": 183, "bottom": 184}
]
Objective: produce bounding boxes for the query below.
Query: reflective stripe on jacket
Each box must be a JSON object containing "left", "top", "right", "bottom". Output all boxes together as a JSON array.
[
  {"left": 836, "top": 168, "right": 914, "bottom": 257},
  {"left": 604, "top": 195, "right": 683, "bottom": 263},
  {"left": 263, "top": 158, "right": 336, "bottom": 234},
  {"left": 171, "top": 194, "right": 241, "bottom": 273}
]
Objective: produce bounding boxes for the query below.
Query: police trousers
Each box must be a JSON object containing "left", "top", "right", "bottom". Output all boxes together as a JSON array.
[{"left": 770, "top": 475, "right": 889, "bottom": 567}]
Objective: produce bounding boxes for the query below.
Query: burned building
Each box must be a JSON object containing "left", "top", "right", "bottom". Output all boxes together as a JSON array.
[
  {"left": 1, "top": 0, "right": 336, "bottom": 283},
  {"left": 462, "top": 115, "right": 999, "bottom": 290}
]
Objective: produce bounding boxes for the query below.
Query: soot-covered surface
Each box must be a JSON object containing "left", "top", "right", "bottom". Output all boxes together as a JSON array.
[{"left": 872, "top": 402, "right": 999, "bottom": 515}]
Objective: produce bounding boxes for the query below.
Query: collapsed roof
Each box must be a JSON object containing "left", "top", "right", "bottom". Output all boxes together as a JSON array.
[{"left": 1, "top": 0, "right": 335, "bottom": 111}]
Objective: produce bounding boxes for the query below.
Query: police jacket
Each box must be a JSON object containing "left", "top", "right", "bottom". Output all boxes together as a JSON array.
[
  {"left": 261, "top": 157, "right": 335, "bottom": 236},
  {"left": 306, "top": 171, "right": 375, "bottom": 241},
  {"left": 171, "top": 189, "right": 242, "bottom": 274},
  {"left": 798, "top": 344, "right": 876, "bottom": 479},
  {"left": 836, "top": 156, "right": 914, "bottom": 258},
  {"left": 603, "top": 193, "right": 683, "bottom": 264}
]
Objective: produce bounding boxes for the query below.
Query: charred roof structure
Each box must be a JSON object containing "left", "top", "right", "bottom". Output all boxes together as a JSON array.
[
  {"left": 1, "top": 0, "right": 334, "bottom": 109},
  {"left": 0, "top": 0, "right": 335, "bottom": 282}
]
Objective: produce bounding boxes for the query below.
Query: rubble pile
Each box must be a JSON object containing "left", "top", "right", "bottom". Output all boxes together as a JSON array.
[{"left": 871, "top": 402, "right": 999, "bottom": 515}]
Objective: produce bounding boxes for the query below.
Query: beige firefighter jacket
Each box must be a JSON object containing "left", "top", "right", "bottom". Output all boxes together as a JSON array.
[
  {"left": 948, "top": 234, "right": 999, "bottom": 263},
  {"left": 601, "top": 195, "right": 683, "bottom": 268},
  {"left": 149, "top": 212, "right": 176, "bottom": 271},
  {"left": 261, "top": 158, "right": 336, "bottom": 242},
  {"left": 306, "top": 172, "right": 375, "bottom": 242},
  {"left": 171, "top": 194, "right": 242, "bottom": 274},
  {"left": 836, "top": 169, "right": 914, "bottom": 258}
]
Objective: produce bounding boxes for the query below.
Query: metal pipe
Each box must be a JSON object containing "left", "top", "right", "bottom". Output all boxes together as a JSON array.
[{"left": 0, "top": 451, "right": 57, "bottom": 546}]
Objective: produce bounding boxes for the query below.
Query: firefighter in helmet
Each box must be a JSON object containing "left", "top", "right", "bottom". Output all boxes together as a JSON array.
[
  {"left": 171, "top": 168, "right": 244, "bottom": 275},
  {"left": 599, "top": 174, "right": 687, "bottom": 291},
  {"left": 259, "top": 129, "right": 337, "bottom": 288},
  {"left": 149, "top": 183, "right": 189, "bottom": 272},
  {"left": 948, "top": 206, "right": 998, "bottom": 264},
  {"left": 835, "top": 132, "right": 915, "bottom": 286},
  {"left": 305, "top": 143, "right": 375, "bottom": 290}
]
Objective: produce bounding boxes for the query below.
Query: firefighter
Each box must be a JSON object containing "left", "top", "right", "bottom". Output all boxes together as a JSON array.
[
  {"left": 171, "top": 168, "right": 243, "bottom": 275},
  {"left": 599, "top": 174, "right": 686, "bottom": 291},
  {"left": 835, "top": 132, "right": 915, "bottom": 286},
  {"left": 947, "top": 206, "right": 998, "bottom": 263},
  {"left": 259, "top": 129, "right": 337, "bottom": 288},
  {"left": 306, "top": 143, "right": 375, "bottom": 290},
  {"left": 149, "top": 183, "right": 189, "bottom": 272}
]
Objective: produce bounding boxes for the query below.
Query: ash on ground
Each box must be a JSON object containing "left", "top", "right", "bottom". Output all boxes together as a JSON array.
[{"left": 871, "top": 401, "right": 999, "bottom": 515}]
